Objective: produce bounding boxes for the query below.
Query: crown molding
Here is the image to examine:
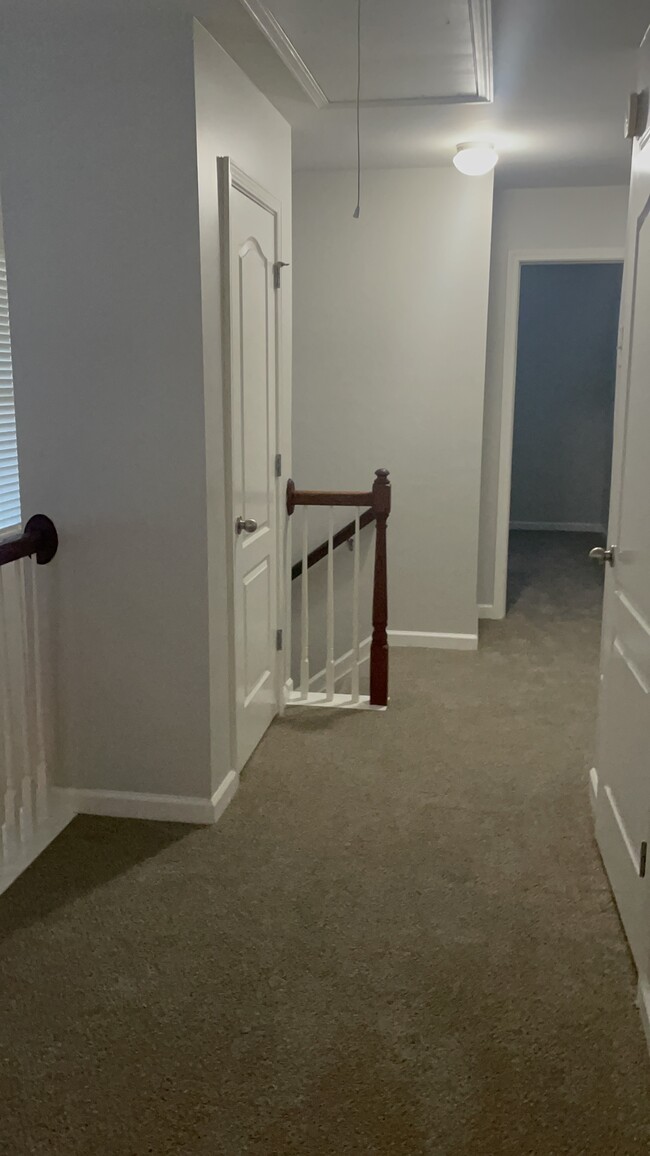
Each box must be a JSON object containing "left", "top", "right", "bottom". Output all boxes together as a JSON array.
[
  {"left": 237, "top": 0, "right": 329, "bottom": 107},
  {"left": 470, "top": 0, "right": 494, "bottom": 102}
]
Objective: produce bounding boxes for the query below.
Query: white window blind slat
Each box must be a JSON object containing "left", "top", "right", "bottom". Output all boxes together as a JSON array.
[
  {"left": 0, "top": 255, "right": 20, "bottom": 531},
  {"left": 0, "top": 498, "right": 21, "bottom": 517}
]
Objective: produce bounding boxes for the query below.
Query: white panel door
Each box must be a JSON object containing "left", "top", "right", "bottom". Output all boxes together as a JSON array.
[
  {"left": 594, "top": 33, "right": 650, "bottom": 973},
  {"left": 221, "top": 162, "right": 280, "bottom": 771}
]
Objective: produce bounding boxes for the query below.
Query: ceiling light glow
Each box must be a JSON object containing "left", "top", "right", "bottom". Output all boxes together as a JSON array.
[{"left": 453, "top": 142, "right": 499, "bottom": 176}]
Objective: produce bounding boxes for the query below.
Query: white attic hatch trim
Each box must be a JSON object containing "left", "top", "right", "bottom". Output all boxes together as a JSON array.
[{"left": 237, "top": 0, "right": 493, "bottom": 109}]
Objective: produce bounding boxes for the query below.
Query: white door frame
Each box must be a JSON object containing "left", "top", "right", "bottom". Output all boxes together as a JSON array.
[
  {"left": 218, "top": 158, "right": 285, "bottom": 772},
  {"left": 491, "top": 246, "right": 625, "bottom": 620}
]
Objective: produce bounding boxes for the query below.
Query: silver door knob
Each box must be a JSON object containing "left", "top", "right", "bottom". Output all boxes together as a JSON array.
[
  {"left": 236, "top": 516, "right": 258, "bottom": 535},
  {"left": 589, "top": 545, "right": 615, "bottom": 565}
]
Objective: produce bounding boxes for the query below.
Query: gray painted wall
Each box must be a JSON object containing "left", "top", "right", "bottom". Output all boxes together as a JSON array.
[
  {"left": 0, "top": 4, "right": 292, "bottom": 805},
  {"left": 510, "top": 262, "right": 622, "bottom": 532},
  {"left": 0, "top": 1, "right": 211, "bottom": 799},
  {"left": 293, "top": 168, "right": 494, "bottom": 644}
]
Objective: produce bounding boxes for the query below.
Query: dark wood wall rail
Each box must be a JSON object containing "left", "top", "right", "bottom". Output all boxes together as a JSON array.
[
  {"left": 286, "top": 468, "right": 391, "bottom": 707},
  {"left": 0, "top": 515, "right": 59, "bottom": 568},
  {"left": 286, "top": 483, "right": 374, "bottom": 512}
]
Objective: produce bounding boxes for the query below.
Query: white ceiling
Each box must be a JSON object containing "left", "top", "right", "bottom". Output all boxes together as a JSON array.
[
  {"left": 237, "top": 0, "right": 491, "bottom": 104},
  {"left": 194, "top": 0, "right": 650, "bottom": 186}
]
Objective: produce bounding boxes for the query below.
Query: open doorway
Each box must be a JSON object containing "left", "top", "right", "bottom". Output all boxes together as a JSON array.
[{"left": 500, "top": 258, "right": 623, "bottom": 616}]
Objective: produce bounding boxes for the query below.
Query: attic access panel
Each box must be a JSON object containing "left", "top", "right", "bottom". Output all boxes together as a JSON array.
[{"left": 239, "top": 0, "right": 493, "bottom": 107}]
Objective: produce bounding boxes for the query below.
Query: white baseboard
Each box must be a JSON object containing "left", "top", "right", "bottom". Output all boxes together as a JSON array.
[
  {"left": 211, "top": 770, "right": 240, "bottom": 823},
  {"left": 0, "top": 794, "right": 76, "bottom": 898},
  {"left": 387, "top": 629, "right": 478, "bottom": 651},
  {"left": 55, "top": 769, "right": 239, "bottom": 826},
  {"left": 478, "top": 603, "right": 504, "bottom": 620},
  {"left": 589, "top": 766, "right": 599, "bottom": 811},
  {"left": 510, "top": 521, "right": 606, "bottom": 533},
  {"left": 279, "top": 678, "right": 294, "bottom": 716}
]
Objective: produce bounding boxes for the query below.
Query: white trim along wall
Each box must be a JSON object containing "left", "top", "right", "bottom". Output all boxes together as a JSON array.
[{"left": 478, "top": 187, "right": 630, "bottom": 618}]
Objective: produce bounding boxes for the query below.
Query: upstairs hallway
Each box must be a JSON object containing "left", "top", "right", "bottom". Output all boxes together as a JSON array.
[{"left": 1, "top": 532, "right": 648, "bottom": 1154}]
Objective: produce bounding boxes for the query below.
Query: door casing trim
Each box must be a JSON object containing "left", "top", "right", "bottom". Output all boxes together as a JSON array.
[
  {"left": 217, "top": 157, "right": 284, "bottom": 773},
  {"left": 490, "top": 246, "right": 625, "bottom": 621}
]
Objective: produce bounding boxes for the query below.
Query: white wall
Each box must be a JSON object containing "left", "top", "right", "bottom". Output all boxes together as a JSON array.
[
  {"left": 193, "top": 21, "right": 292, "bottom": 788},
  {"left": 293, "top": 168, "right": 494, "bottom": 646},
  {"left": 478, "top": 186, "right": 629, "bottom": 611},
  {"left": 510, "top": 262, "right": 622, "bottom": 532},
  {"left": 0, "top": 3, "right": 291, "bottom": 814}
]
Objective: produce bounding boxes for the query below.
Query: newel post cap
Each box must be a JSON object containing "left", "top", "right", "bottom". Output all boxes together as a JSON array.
[{"left": 372, "top": 468, "right": 391, "bottom": 516}]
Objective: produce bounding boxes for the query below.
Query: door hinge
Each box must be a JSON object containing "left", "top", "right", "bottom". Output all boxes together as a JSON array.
[
  {"left": 625, "top": 90, "right": 649, "bottom": 140},
  {"left": 276, "top": 629, "right": 283, "bottom": 651},
  {"left": 275, "top": 453, "right": 282, "bottom": 478},
  {"left": 640, "top": 841, "right": 647, "bottom": 879},
  {"left": 273, "top": 261, "right": 290, "bottom": 289}
]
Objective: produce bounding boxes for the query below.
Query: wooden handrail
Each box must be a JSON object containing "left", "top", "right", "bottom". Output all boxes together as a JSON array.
[
  {"left": 0, "top": 515, "right": 59, "bottom": 568},
  {"left": 287, "top": 469, "right": 391, "bottom": 707},
  {"left": 291, "top": 508, "right": 376, "bottom": 581},
  {"left": 286, "top": 481, "right": 374, "bottom": 513}
]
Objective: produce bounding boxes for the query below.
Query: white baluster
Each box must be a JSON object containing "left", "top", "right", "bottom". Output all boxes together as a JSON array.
[
  {"left": 0, "top": 569, "right": 19, "bottom": 864},
  {"left": 325, "top": 506, "right": 335, "bottom": 701},
  {"left": 351, "top": 507, "right": 361, "bottom": 704},
  {"left": 28, "top": 559, "right": 48, "bottom": 821},
  {"left": 300, "top": 508, "right": 310, "bottom": 698},
  {"left": 16, "top": 559, "right": 34, "bottom": 840}
]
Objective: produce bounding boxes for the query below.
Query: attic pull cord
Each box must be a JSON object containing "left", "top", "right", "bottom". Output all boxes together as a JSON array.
[{"left": 353, "top": 0, "right": 361, "bottom": 218}]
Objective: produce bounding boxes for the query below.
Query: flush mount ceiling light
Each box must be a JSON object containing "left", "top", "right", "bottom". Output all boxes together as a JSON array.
[{"left": 453, "top": 142, "right": 499, "bottom": 176}]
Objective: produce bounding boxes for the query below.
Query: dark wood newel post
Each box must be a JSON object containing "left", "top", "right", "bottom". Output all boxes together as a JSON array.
[{"left": 370, "top": 468, "right": 391, "bottom": 707}]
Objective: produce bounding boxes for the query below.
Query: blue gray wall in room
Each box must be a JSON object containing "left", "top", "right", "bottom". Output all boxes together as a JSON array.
[{"left": 510, "top": 261, "right": 623, "bottom": 531}]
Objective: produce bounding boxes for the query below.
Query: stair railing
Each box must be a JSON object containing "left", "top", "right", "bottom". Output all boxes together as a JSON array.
[
  {"left": 0, "top": 515, "right": 59, "bottom": 878},
  {"left": 286, "top": 468, "right": 391, "bottom": 709}
]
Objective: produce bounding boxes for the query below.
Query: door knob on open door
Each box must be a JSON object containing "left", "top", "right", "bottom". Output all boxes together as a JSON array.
[
  {"left": 589, "top": 545, "right": 615, "bottom": 565},
  {"left": 236, "top": 516, "right": 258, "bottom": 535}
]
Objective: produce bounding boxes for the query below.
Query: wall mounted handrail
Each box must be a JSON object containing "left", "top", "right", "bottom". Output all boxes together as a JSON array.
[
  {"left": 0, "top": 515, "right": 58, "bottom": 569},
  {"left": 291, "top": 508, "right": 376, "bottom": 581},
  {"left": 286, "top": 469, "right": 391, "bottom": 708}
]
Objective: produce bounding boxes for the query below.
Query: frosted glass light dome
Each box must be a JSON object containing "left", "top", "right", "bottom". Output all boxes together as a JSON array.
[{"left": 453, "top": 142, "right": 499, "bottom": 176}]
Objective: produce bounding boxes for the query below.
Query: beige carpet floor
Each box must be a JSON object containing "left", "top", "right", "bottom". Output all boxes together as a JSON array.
[{"left": 2, "top": 530, "right": 650, "bottom": 1155}]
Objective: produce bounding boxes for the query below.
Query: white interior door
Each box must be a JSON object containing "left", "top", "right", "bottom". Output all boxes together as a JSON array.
[
  {"left": 594, "top": 34, "right": 650, "bottom": 974},
  {"left": 220, "top": 161, "right": 280, "bottom": 771}
]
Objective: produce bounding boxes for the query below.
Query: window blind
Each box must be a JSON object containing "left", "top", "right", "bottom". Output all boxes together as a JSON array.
[{"left": 0, "top": 255, "right": 21, "bottom": 531}]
